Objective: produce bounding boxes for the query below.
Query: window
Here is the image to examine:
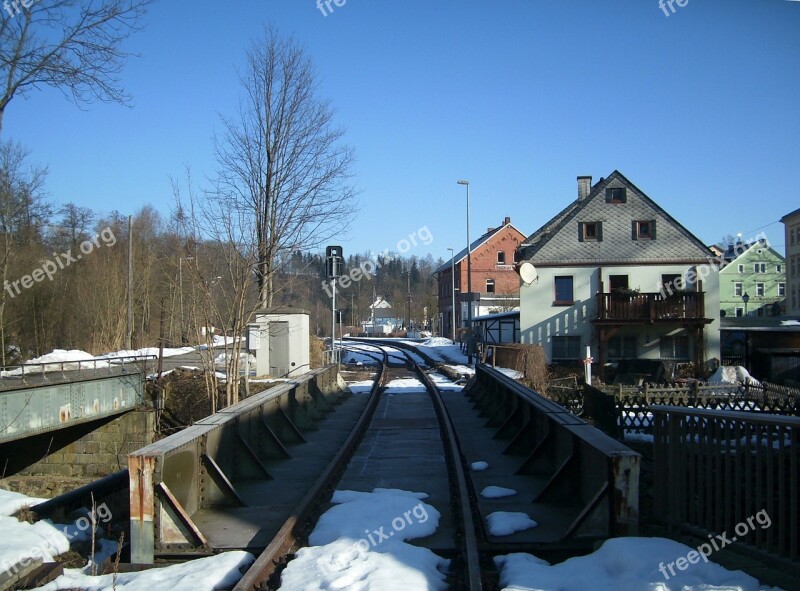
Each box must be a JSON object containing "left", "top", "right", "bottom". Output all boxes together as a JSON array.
[
  {"left": 486, "top": 278, "right": 495, "bottom": 293},
  {"left": 754, "top": 263, "right": 766, "bottom": 274},
  {"left": 735, "top": 307, "right": 744, "bottom": 317},
  {"left": 609, "top": 275, "right": 629, "bottom": 291},
  {"left": 633, "top": 220, "right": 656, "bottom": 240},
  {"left": 605, "top": 187, "right": 626, "bottom": 203},
  {"left": 792, "top": 229, "right": 796, "bottom": 246},
  {"left": 779, "top": 283, "right": 785, "bottom": 297},
  {"left": 737, "top": 264, "right": 744, "bottom": 274},
  {"left": 497, "top": 251, "right": 506, "bottom": 264},
  {"left": 661, "top": 274, "right": 682, "bottom": 293},
  {"left": 660, "top": 335, "right": 689, "bottom": 361},
  {"left": 514, "top": 250, "right": 522, "bottom": 264},
  {"left": 554, "top": 276, "right": 574, "bottom": 305},
  {"left": 608, "top": 336, "right": 637, "bottom": 361},
  {"left": 756, "top": 283, "right": 764, "bottom": 297},
  {"left": 776, "top": 264, "right": 783, "bottom": 274},
  {"left": 552, "top": 336, "right": 581, "bottom": 361},
  {"left": 734, "top": 282, "right": 743, "bottom": 297},
  {"left": 579, "top": 221, "right": 602, "bottom": 241}
]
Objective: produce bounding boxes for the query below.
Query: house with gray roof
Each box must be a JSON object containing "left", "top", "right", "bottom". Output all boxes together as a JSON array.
[{"left": 517, "top": 171, "right": 720, "bottom": 377}]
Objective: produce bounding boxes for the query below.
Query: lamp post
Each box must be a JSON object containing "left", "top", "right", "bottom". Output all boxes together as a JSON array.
[
  {"left": 457, "top": 179, "right": 473, "bottom": 363},
  {"left": 742, "top": 292, "right": 750, "bottom": 317},
  {"left": 447, "top": 247, "right": 456, "bottom": 343}
]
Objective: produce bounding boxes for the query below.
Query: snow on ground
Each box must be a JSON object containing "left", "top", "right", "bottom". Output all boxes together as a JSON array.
[
  {"left": 0, "top": 488, "right": 46, "bottom": 516},
  {"left": 780, "top": 319, "right": 800, "bottom": 326},
  {"left": 0, "top": 515, "right": 70, "bottom": 576},
  {"left": 213, "top": 351, "right": 257, "bottom": 369},
  {"left": 481, "top": 486, "right": 517, "bottom": 499},
  {"left": 101, "top": 347, "right": 195, "bottom": 359},
  {"left": 1, "top": 350, "right": 110, "bottom": 375},
  {"left": 486, "top": 512, "right": 538, "bottom": 536},
  {"left": 494, "top": 367, "right": 523, "bottom": 379},
  {"left": 409, "top": 338, "right": 470, "bottom": 367},
  {"left": 384, "top": 377, "right": 427, "bottom": 394},
  {"left": 36, "top": 551, "right": 255, "bottom": 591},
  {"left": 279, "top": 488, "right": 448, "bottom": 591},
  {"left": 347, "top": 379, "right": 374, "bottom": 395},
  {"left": 494, "top": 537, "right": 781, "bottom": 591},
  {"left": 624, "top": 431, "right": 655, "bottom": 444},
  {"left": 428, "top": 372, "right": 464, "bottom": 392},
  {"left": 471, "top": 461, "right": 489, "bottom": 471},
  {"left": 447, "top": 364, "right": 475, "bottom": 377},
  {"left": 708, "top": 366, "right": 760, "bottom": 386}
]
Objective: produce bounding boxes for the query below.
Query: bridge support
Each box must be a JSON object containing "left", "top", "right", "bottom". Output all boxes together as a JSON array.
[{"left": 1, "top": 410, "right": 155, "bottom": 496}]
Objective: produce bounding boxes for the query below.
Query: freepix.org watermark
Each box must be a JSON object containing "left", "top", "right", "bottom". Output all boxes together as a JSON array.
[
  {"left": 316, "top": 0, "right": 346, "bottom": 17},
  {"left": 1, "top": 502, "right": 113, "bottom": 579},
  {"left": 658, "top": 0, "right": 689, "bottom": 17},
  {"left": 3, "top": 0, "right": 38, "bottom": 18},
  {"left": 321, "top": 225, "right": 433, "bottom": 299},
  {"left": 658, "top": 509, "right": 771, "bottom": 580},
  {"left": 325, "top": 502, "right": 430, "bottom": 572},
  {"left": 658, "top": 232, "right": 768, "bottom": 298},
  {"left": 4, "top": 226, "right": 116, "bottom": 299}
]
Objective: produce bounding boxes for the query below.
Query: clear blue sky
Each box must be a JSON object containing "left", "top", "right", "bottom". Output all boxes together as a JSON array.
[{"left": 5, "top": 0, "right": 799, "bottom": 261}]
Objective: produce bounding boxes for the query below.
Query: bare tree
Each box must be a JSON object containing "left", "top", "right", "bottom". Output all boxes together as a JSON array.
[
  {"left": 215, "top": 26, "right": 357, "bottom": 309},
  {"left": 0, "top": 0, "right": 152, "bottom": 134},
  {"left": 0, "top": 140, "right": 47, "bottom": 363}
]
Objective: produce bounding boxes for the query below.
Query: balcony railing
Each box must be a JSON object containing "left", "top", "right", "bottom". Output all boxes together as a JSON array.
[{"left": 595, "top": 291, "right": 706, "bottom": 322}]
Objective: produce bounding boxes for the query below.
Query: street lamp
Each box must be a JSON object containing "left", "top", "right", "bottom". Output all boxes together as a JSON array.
[
  {"left": 447, "top": 247, "right": 456, "bottom": 343},
  {"left": 742, "top": 292, "right": 750, "bottom": 316},
  {"left": 457, "top": 179, "right": 473, "bottom": 363}
]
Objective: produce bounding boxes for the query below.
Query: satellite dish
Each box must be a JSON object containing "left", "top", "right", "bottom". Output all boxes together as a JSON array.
[{"left": 519, "top": 262, "right": 538, "bottom": 286}]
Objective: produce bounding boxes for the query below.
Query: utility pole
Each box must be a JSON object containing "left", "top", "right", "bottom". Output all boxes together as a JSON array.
[
  {"left": 406, "top": 270, "right": 412, "bottom": 331},
  {"left": 126, "top": 215, "right": 133, "bottom": 350}
]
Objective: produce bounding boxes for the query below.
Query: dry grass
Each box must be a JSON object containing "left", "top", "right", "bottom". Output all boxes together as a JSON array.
[
  {"left": 310, "top": 335, "right": 326, "bottom": 369},
  {"left": 490, "top": 344, "right": 550, "bottom": 393}
]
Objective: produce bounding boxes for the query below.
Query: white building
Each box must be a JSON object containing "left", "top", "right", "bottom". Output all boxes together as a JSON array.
[{"left": 518, "top": 171, "right": 720, "bottom": 376}]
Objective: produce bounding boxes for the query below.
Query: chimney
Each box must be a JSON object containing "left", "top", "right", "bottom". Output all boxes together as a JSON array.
[
  {"left": 503, "top": 216, "right": 511, "bottom": 225},
  {"left": 578, "top": 176, "right": 592, "bottom": 200}
]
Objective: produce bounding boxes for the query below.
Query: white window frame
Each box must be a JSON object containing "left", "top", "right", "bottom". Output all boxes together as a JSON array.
[
  {"left": 734, "top": 282, "right": 743, "bottom": 297},
  {"left": 756, "top": 282, "right": 764, "bottom": 297},
  {"left": 737, "top": 264, "right": 744, "bottom": 274}
]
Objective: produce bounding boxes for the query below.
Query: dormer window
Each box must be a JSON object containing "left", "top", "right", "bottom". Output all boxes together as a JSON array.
[
  {"left": 633, "top": 220, "right": 656, "bottom": 240},
  {"left": 606, "top": 187, "right": 626, "bottom": 203}
]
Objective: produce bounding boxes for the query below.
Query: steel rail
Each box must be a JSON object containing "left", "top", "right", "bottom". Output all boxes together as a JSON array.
[
  {"left": 403, "top": 350, "right": 484, "bottom": 591},
  {"left": 233, "top": 351, "right": 389, "bottom": 591}
]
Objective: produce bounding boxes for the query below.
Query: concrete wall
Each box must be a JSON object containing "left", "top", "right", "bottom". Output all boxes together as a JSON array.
[{"left": 520, "top": 263, "right": 720, "bottom": 364}]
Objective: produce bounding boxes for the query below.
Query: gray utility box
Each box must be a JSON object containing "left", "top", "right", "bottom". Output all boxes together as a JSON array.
[{"left": 247, "top": 308, "right": 310, "bottom": 378}]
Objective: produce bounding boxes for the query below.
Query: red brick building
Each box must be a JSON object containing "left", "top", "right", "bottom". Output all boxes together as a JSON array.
[{"left": 435, "top": 217, "right": 526, "bottom": 340}]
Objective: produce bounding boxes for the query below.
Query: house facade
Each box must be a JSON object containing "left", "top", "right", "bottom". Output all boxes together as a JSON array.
[
  {"left": 435, "top": 217, "right": 526, "bottom": 340},
  {"left": 518, "top": 172, "right": 720, "bottom": 375},
  {"left": 718, "top": 239, "right": 785, "bottom": 318},
  {"left": 781, "top": 207, "right": 800, "bottom": 316}
]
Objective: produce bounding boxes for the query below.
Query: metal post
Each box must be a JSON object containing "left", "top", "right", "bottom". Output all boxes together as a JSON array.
[
  {"left": 332, "top": 276, "right": 336, "bottom": 360},
  {"left": 448, "top": 247, "right": 456, "bottom": 342},
  {"left": 458, "top": 180, "right": 473, "bottom": 363},
  {"left": 406, "top": 270, "right": 411, "bottom": 331},
  {"left": 127, "top": 215, "right": 133, "bottom": 350}
]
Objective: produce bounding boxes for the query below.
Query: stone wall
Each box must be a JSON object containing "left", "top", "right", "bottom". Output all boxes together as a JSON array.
[{"left": 1, "top": 410, "right": 154, "bottom": 496}]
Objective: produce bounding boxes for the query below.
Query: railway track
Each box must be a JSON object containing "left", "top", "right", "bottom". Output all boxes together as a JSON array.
[
  {"left": 235, "top": 342, "right": 484, "bottom": 589},
  {"left": 7, "top": 341, "right": 639, "bottom": 590}
]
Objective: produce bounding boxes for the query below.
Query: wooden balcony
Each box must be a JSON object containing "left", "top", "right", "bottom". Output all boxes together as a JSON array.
[{"left": 594, "top": 291, "right": 710, "bottom": 324}]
